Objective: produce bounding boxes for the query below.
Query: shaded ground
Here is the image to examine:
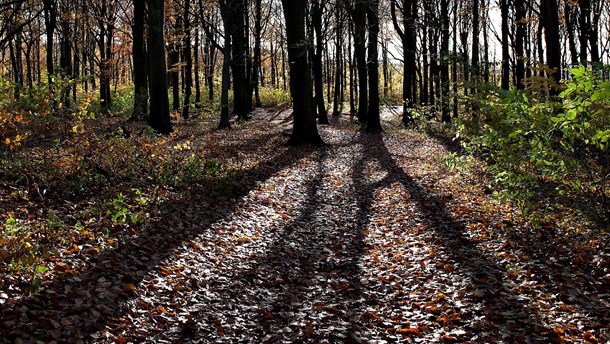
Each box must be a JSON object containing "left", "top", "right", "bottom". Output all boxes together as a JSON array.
[{"left": 1, "top": 109, "right": 609, "bottom": 343}]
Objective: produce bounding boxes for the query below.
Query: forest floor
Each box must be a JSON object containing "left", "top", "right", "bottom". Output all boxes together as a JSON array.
[{"left": 1, "top": 108, "right": 609, "bottom": 343}]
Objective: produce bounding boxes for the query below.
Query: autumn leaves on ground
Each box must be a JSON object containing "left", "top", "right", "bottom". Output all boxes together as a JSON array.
[{"left": 1, "top": 110, "right": 609, "bottom": 343}]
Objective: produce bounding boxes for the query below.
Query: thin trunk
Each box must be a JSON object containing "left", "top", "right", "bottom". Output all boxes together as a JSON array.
[
  {"left": 312, "top": 0, "right": 328, "bottom": 123},
  {"left": 253, "top": 0, "right": 262, "bottom": 107},
  {"left": 440, "top": 0, "right": 450, "bottom": 122},
  {"left": 131, "top": 0, "right": 148, "bottom": 121},
  {"left": 500, "top": 0, "right": 510, "bottom": 89},
  {"left": 353, "top": 0, "right": 368, "bottom": 123},
  {"left": 182, "top": 0, "right": 192, "bottom": 120},
  {"left": 365, "top": 0, "right": 381, "bottom": 133},
  {"left": 514, "top": 0, "right": 526, "bottom": 88}
]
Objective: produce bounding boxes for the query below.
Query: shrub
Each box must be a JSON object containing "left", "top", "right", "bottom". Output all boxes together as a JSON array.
[{"left": 458, "top": 65, "right": 610, "bottom": 222}]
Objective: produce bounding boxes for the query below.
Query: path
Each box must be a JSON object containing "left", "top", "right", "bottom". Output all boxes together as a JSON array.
[{"left": 2, "top": 110, "right": 608, "bottom": 343}]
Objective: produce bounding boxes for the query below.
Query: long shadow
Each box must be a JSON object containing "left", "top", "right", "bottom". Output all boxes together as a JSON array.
[
  {"left": 184, "top": 133, "right": 384, "bottom": 341},
  {"left": 0, "top": 134, "right": 316, "bottom": 342},
  {"left": 357, "top": 132, "right": 608, "bottom": 341},
  {"left": 240, "top": 145, "right": 369, "bottom": 341}
]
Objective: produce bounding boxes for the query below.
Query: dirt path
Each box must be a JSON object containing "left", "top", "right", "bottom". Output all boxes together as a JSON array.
[{"left": 2, "top": 111, "right": 608, "bottom": 343}]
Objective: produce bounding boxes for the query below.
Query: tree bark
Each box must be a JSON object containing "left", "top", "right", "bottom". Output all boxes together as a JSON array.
[
  {"left": 281, "top": 0, "right": 324, "bottom": 145},
  {"left": 500, "top": 0, "right": 510, "bottom": 90},
  {"left": 365, "top": 0, "right": 382, "bottom": 133},
  {"left": 131, "top": 0, "right": 148, "bottom": 121},
  {"left": 147, "top": 0, "right": 173, "bottom": 134},
  {"left": 514, "top": 0, "right": 526, "bottom": 89},
  {"left": 541, "top": 0, "right": 561, "bottom": 96},
  {"left": 312, "top": 0, "right": 329, "bottom": 123},
  {"left": 353, "top": 0, "right": 368, "bottom": 123},
  {"left": 182, "top": 0, "right": 192, "bottom": 120},
  {"left": 228, "top": 0, "right": 248, "bottom": 120}
]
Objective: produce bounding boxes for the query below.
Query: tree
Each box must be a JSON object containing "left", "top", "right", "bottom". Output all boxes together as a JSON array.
[
  {"left": 42, "top": 0, "right": 57, "bottom": 84},
  {"left": 217, "top": 0, "right": 232, "bottom": 129},
  {"left": 281, "top": 0, "right": 324, "bottom": 145},
  {"left": 540, "top": 0, "right": 561, "bottom": 96},
  {"left": 391, "top": 0, "right": 417, "bottom": 125},
  {"left": 439, "top": 0, "right": 450, "bottom": 122},
  {"left": 131, "top": 0, "right": 148, "bottom": 121},
  {"left": 182, "top": 0, "right": 193, "bottom": 120},
  {"left": 147, "top": 0, "right": 173, "bottom": 134},
  {"left": 227, "top": 0, "right": 249, "bottom": 120},
  {"left": 352, "top": 0, "right": 368, "bottom": 123},
  {"left": 500, "top": 0, "right": 509, "bottom": 90},
  {"left": 514, "top": 0, "right": 526, "bottom": 89},
  {"left": 364, "top": 0, "right": 381, "bottom": 133},
  {"left": 311, "top": 0, "right": 329, "bottom": 123}
]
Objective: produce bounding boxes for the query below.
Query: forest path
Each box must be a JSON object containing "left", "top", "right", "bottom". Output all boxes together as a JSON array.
[{"left": 2, "top": 110, "right": 608, "bottom": 343}]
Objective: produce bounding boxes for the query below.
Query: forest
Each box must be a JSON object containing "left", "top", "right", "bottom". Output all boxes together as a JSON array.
[{"left": 1, "top": 0, "right": 609, "bottom": 342}]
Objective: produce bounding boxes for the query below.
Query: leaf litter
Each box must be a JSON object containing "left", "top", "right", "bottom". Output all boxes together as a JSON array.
[{"left": 1, "top": 109, "right": 609, "bottom": 343}]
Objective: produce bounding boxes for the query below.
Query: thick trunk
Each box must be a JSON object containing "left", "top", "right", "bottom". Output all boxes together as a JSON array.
[
  {"left": 147, "top": 0, "right": 173, "bottom": 134},
  {"left": 281, "top": 0, "right": 323, "bottom": 145},
  {"left": 564, "top": 3, "right": 579, "bottom": 66},
  {"left": 541, "top": 0, "right": 561, "bottom": 96},
  {"left": 228, "top": 0, "right": 248, "bottom": 120},
  {"left": 579, "top": 0, "right": 590, "bottom": 64}
]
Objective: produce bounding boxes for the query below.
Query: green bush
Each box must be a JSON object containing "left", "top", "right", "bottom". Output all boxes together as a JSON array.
[{"left": 458, "top": 65, "right": 610, "bottom": 222}]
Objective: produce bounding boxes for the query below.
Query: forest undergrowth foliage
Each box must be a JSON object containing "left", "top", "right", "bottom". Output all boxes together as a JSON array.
[
  {"left": 458, "top": 65, "right": 610, "bottom": 224},
  {"left": 0, "top": 77, "right": 280, "bottom": 292}
]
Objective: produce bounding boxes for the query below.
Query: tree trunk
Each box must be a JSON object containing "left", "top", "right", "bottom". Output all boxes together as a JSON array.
[
  {"left": 391, "top": 0, "right": 416, "bottom": 125},
  {"left": 541, "top": 0, "right": 561, "bottom": 96},
  {"left": 471, "top": 0, "right": 480, "bottom": 91},
  {"left": 194, "top": 27, "right": 201, "bottom": 108},
  {"left": 579, "top": 0, "right": 590, "bottom": 65},
  {"left": 348, "top": 21, "right": 356, "bottom": 115},
  {"left": 43, "top": 0, "right": 56, "bottom": 83},
  {"left": 218, "top": 0, "right": 232, "bottom": 129},
  {"left": 147, "top": 0, "right": 173, "bottom": 134},
  {"left": 353, "top": 0, "right": 368, "bottom": 123},
  {"left": 182, "top": 0, "right": 192, "bottom": 120},
  {"left": 514, "top": 0, "right": 526, "bottom": 89},
  {"left": 312, "top": 0, "right": 329, "bottom": 123},
  {"left": 169, "top": 17, "right": 181, "bottom": 111},
  {"left": 500, "top": 0, "right": 509, "bottom": 90},
  {"left": 131, "top": 0, "right": 148, "bottom": 121},
  {"left": 281, "top": 0, "right": 323, "bottom": 145},
  {"left": 332, "top": 10, "right": 343, "bottom": 117},
  {"left": 365, "top": 0, "right": 381, "bottom": 133},
  {"left": 228, "top": 0, "right": 248, "bottom": 120},
  {"left": 440, "top": 0, "right": 450, "bottom": 122},
  {"left": 253, "top": 0, "right": 262, "bottom": 107}
]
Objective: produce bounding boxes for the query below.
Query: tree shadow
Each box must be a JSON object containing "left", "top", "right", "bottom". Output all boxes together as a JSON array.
[
  {"left": 197, "top": 135, "right": 378, "bottom": 341},
  {"left": 354, "top": 132, "right": 608, "bottom": 341},
  {"left": 0, "top": 134, "right": 316, "bottom": 342}
]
